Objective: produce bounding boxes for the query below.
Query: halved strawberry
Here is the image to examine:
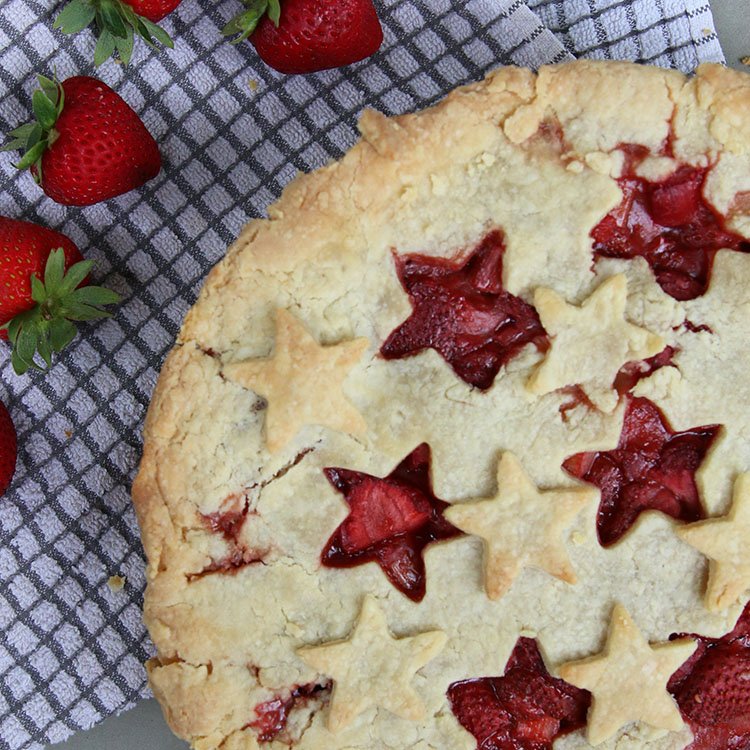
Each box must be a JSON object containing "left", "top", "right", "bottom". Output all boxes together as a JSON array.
[
  {"left": 338, "top": 478, "right": 432, "bottom": 553},
  {"left": 223, "top": 0, "right": 383, "bottom": 75},
  {"left": 649, "top": 169, "right": 703, "bottom": 228}
]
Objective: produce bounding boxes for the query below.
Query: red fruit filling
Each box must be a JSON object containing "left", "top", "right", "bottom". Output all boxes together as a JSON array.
[
  {"left": 613, "top": 345, "right": 678, "bottom": 397},
  {"left": 249, "top": 682, "right": 331, "bottom": 743},
  {"left": 448, "top": 637, "right": 590, "bottom": 750},
  {"left": 321, "top": 443, "right": 463, "bottom": 602},
  {"left": 563, "top": 396, "right": 719, "bottom": 546},
  {"left": 381, "top": 230, "right": 548, "bottom": 390},
  {"left": 669, "top": 602, "right": 750, "bottom": 750},
  {"left": 592, "top": 153, "right": 750, "bottom": 301},
  {"left": 193, "top": 494, "right": 267, "bottom": 579}
]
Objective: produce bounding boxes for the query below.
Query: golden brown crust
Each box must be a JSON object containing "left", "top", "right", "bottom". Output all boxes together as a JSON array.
[{"left": 133, "top": 61, "right": 750, "bottom": 750}]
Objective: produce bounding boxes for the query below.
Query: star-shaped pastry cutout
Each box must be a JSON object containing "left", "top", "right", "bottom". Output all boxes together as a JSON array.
[
  {"left": 676, "top": 472, "right": 750, "bottom": 612},
  {"left": 559, "top": 603, "right": 697, "bottom": 745},
  {"left": 444, "top": 452, "right": 595, "bottom": 600},
  {"left": 592, "top": 160, "right": 750, "bottom": 301},
  {"left": 297, "top": 596, "right": 447, "bottom": 732},
  {"left": 526, "top": 274, "right": 664, "bottom": 412},
  {"left": 563, "top": 396, "right": 720, "bottom": 547},
  {"left": 380, "top": 230, "right": 548, "bottom": 390},
  {"left": 223, "top": 309, "right": 368, "bottom": 452},
  {"left": 321, "top": 443, "right": 463, "bottom": 602},
  {"left": 448, "top": 637, "right": 590, "bottom": 750},
  {"left": 668, "top": 601, "right": 750, "bottom": 749}
]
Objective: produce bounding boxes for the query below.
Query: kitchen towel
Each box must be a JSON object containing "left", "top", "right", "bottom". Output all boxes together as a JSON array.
[{"left": 0, "top": 1, "right": 725, "bottom": 748}]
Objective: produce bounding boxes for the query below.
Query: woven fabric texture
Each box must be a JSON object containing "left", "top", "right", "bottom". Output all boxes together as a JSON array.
[{"left": 0, "top": 0, "right": 725, "bottom": 748}]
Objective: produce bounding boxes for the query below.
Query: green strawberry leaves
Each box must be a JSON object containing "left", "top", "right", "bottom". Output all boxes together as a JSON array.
[
  {"left": 222, "top": 0, "right": 281, "bottom": 43},
  {"left": 2, "top": 75, "right": 64, "bottom": 183},
  {"left": 54, "top": 0, "right": 174, "bottom": 66},
  {"left": 1, "top": 248, "right": 122, "bottom": 375}
]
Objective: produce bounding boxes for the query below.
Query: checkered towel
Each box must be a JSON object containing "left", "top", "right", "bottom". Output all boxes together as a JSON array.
[{"left": 0, "top": 1, "right": 725, "bottom": 748}]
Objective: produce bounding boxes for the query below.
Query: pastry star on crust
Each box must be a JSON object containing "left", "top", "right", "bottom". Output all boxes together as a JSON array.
[
  {"left": 297, "top": 596, "right": 447, "bottom": 732},
  {"left": 527, "top": 274, "right": 664, "bottom": 412},
  {"left": 559, "top": 604, "right": 697, "bottom": 746},
  {"left": 444, "top": 452, "right": 595, "bottom": 600},
  {"left": 223, "top": 309, "right": 368, "bottom": 452},
  {"left": 677, "top": 472, "right": 750, "bottom": 612}
]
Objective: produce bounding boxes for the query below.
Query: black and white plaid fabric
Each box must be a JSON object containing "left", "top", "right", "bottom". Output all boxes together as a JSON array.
[{"left": 0, "top": 1, "right": 725, "bottom": 748}]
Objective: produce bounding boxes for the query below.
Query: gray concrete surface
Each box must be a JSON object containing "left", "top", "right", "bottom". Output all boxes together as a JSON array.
[{"left": 48, "top": 1, "right": 747, "bottom": 748}]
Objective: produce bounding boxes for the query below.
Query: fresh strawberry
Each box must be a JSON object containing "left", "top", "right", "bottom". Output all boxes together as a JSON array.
[
  {"left": 53, "top": 0, "right": 176, "bottom": 66},
  {"left": 223, "top": 0, "right": 383, "bottom": 74},
  {"left": 5, "top": 76, "right": 161, "bottom": 206},
  {"left": 338, "top": 478, "right": 432, "bottom": 553},
  {"left": 0, "top": 401, "right": 17, "bottom": 497},
  {"left": 0, "top": 217, "right": 121, "bottom": 375}
]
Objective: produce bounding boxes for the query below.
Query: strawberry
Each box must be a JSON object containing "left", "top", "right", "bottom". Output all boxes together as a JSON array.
[
  {"left": 5, "top": 76, "right": 161, "bottom": 206},
  {"left": 223, "top": 0, "right": 383, "bottom": 75},
  {"left": 338, "top": 477, "right": 432, "bottom": 554},
  {"left": 0, "top": 217, "right": 121, "bottom": 375},
  {"left": 53, "top": 0, "right": 176, "bottom": 66},
  {"left": 0, "top": 401, "right": 17, "bottom": 498}
]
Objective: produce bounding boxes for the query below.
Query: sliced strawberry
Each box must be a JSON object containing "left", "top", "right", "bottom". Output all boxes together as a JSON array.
[
  {"left": 448, "top": 637, "right": 590, "bottom": 750},
  {"left": 563, "top": 397, "right": 719, "bottom": 546},
  {"left": 338, "top": 478, "right": 432, "bottom": 553},
  {"left": 321, "top": 444, "right": 463, "bottom": 602},
  {"left": 669, "top": 603, "right": 750, "bottom": 749},
  {"left": 592, "top": 156, "right": 750, "bottom": 300},
  {"left": 381, "top": 230, "right": 549, "bottom": 390}
]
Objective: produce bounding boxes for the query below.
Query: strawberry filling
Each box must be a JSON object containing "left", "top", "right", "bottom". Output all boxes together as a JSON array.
[
  {"left": 381, "top": 230, "right": 548, "bottom": 390},
  {"left": 321, "top": 444, "right": 462, "bottom": 602},
  {"left": 669, "top": 602, "right": 750, "bottom": 749},
  {"left": 592, "top": 154, "right": 750, "bottom": 301},
  {"left": 563, "top": 397, "right": 719, "bottom": 546},
  {"left": 613, "top": 345, "right": 678, "bottom": 396},
  {"left": 248, "top": 682, "right": 330, "bottom": 743},
  {"left": 448, "top": 637, "right": 590, "bottom": 750}
]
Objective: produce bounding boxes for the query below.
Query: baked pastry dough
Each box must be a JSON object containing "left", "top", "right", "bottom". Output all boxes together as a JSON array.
[{"left": 133, "top": 60, "right": 750, "bottom": 750}]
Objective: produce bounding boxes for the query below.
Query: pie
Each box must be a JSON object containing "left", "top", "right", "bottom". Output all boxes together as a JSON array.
[{"left": 132, "top": 60, "right": 750, "bottom": 750}]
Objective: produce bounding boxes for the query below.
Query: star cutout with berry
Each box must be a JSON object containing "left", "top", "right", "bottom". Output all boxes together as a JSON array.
[
  {"left": 297, "top": 596, "right": 447, "bottom": 732},
  {"left": 527, "top": 274, "right": 664, "bottom": 412},
  {"left": 559, "top": 604, "right": 697, "bottom": 745},
  {"left": 447, "top": 636, "right": 591, "bottom": 750},
  {"left": 223, "top": 309, "right": 369, "bottom": 452},
  {"left": 380, "top": 230, "right": 548, "bottom": 390},
  {"left": 677, "top": 472, "right": 750, "bottom": 611},
  {"left": 563, "top": 396, "right": 720, "bottom": 547},
  {"left": 320, "top": 443, "right": 463, "bottom": 602},
  {"left": 592, "top": 160, "right": 750, "bottom": 301},
  {"left": 668, "top": 601, "right": 750, "bottom": 750},
  {"left": 444, "top": 452, "right": 595, "bottom": 600}
]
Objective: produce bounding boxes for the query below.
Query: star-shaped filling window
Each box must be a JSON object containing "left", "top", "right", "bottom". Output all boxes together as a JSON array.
[
  {"left": 448, "top": 637, "right": 590, "bottom": 750},
  {"left": 668, "top": 601, "right": 750, "bottom": 749},
  {"left": 320, "top": 443, "right": 463, "bottom": 602},
  {"left": 527, "top": 274, "right": 664, "bottom": 412},
  {"left": 677, "top": 472, "right": 750, "bottom": 611},
  {"left": 381, "top": 230, "right": 548, "bottom": 390},
  {"left": 563, "top": 396, "right": 720, "bottom": 546},
  {"left": 559, "top": 604, "right": 697, "bottom": 745},
  {"left": 223, "top": 309, "right": 368, "bottom": 452},
  {"left": 297, "top": 596, "right": 446, "bottom": 732},
  {"left": 592, "top": 154, "right": 750, "bottom": 301}
]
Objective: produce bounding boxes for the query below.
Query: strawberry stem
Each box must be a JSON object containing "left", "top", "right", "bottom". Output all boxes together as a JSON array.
[
  {"left": 1, "top": 249, "right": 122, "bottom": 376},
  {"left": 54, "top": 0, "right": 173, "bottom": 66},
  {"left": 223, "top": 0, "right": 281, "bottom": 43}
]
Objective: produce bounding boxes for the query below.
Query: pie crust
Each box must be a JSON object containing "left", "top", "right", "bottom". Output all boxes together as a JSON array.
[{"left": 132, "top": 60, "right": 750, "bottom": 750}]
